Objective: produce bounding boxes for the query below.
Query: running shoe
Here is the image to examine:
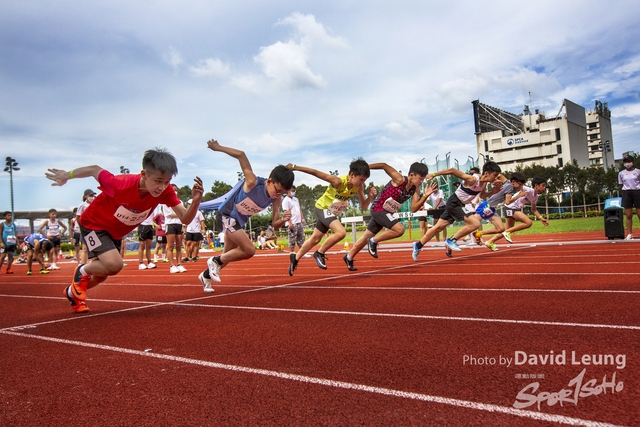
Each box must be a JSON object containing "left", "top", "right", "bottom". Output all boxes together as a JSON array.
[
  {"left": 71, "top": 264, "right": 90, "bottom": 301},
  {"left": 207, "top": 257, "right": 221, "bottom": 282},
  {"left": 147, "top": 262, "right": 156, "bottom": 269},
  {"left": 177, "top": 264, "right": 187, "bottom": 273},
  {"left": 473, "top": 230, "right": 483, "bottom": 246},
  {"left": 64, "top": 286, "right": 89, "bottom": 313},
  {"left": 367, "top": 238, "right": 379, "bottom": 258},
  {"left": 625, "top": 234, "right": 634, "bottom": 240},
  {"left": 485, "top": 241, "right": 498, "bottom": 251},
  {"left": 182, "top": 257, "right": 190, "bottom": 262},
  {"left": 445, "top": 238, "right": 462, "bottom": 252},
  {"left": 445, "top": 247, "right": 452, "bottom": 258},
  {"left": 39, "top": 269, "right": 49, "bottom": 274},
  {"left": 26, "top": 270, "right": 32, "bottom": 275},
  {"left": 288, "top": 252, "right": 298, "bottom": 276},
  {"left": 50, "top": 264, "right": 60, "bottom": 270},
  {"left": 343, "top": 254, "right": 357, "bottom": 271},
  {"left": 162, "top": 258, "right": 169, "bottom": 263},
  {"left": 198, "top": 272, "right": 215, "bottom": 293},
  {"left": 169, "top": 265, "right": 180, "bottom": 274},
  {"left": 502, "top": 231, "right": 513, "bottom": 243},
  {"left": 6, "top": 269, "right": 13, "bottom": 274},
  {"left": 139, "top": 263, "right": 147, "bottom": 270},
  {"left": 411, "top": 242, "right": 421, "bottom": 262},
  {"left": 313, "top": 251, "right": 327, "bottom": 270}
]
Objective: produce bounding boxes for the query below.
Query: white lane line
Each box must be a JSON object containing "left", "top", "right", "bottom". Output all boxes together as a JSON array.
[{"left": 0, "top": 330, "right": 622, "bottom": 427}]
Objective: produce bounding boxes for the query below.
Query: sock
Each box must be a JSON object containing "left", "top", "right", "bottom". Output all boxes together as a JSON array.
[
  {"left": 451, "top": 238, "right": 458, "bottom": 242},
  {"left": 79, "top": 265, "right": 87, "bottom": 276},
  {"left": 203, "top": 269, "right": 211, "bottom": 279},
  {"left": 416, "top": 242, "right": 424, "bottom": 250},
  {"left": 214, "top": 256, "right": 223, "bottom": 266},
  {"left": 370, "top": 238, "right": 376, "bottom": 244},
  {"left": 67, "top": 287, "right": 73, "bottom": 299},
  {"left": 346, "top": 254, "right": 353, "bottom": 261}
]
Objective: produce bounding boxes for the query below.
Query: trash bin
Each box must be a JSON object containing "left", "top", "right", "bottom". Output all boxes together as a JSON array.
[{"left": 603, "top": 197, "right": 624, "bottom": 240}]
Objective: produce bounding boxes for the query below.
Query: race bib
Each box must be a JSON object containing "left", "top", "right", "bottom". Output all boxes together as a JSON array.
[
  {"left": 84, "top": 230, "right": 102, "bottom": 252},
  {"left": 235, "top": 198, "right": 263, "bottom": 216},
  {"left": 156, "top": 236, "right": 163, "bottom": 242},
  {"left": 475, "top": 201, "right": 495, "bottom": 220},
  {"left": 222, "top": 216, "right": 242, "bottom": 233},
  {"left": 327, "top": 200, "right": 348, "bottom": 216},
  {"left": 505, "top": 209, "right": 515, "bottom": 218},
  {"left": 114, "top": 207, "right": 151, "bottom": 227},
  {"left": 6, "top": 235, "right": 17, "bottom": 244},
  {"left": 382, "top": 197, "right": 402, "bottom": 213}
]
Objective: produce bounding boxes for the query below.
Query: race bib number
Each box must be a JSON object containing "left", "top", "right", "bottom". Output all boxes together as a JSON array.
[
  {"left": 327, "top": 200, "right": 348, "bottom": 216},
  {"left": 114, "top": 206, "right": 151, "bottom": 227},
  {"left": 6, "top": 235, "right": 17, "bottom": 244},
  {"left": 156, "top": 236, "right": 163, "bottom": 242},
  {"left": 382, "top": 197, "right": 402, "bottom": 213},
  {"left": 235, "top": 198, "right": 263, "bottom": 216},
  {"left": 84, "top": 230, "right": 102, "bottom": 252},
  {"left": 505, "top": 209, "right": 514, "bottom": 218}
]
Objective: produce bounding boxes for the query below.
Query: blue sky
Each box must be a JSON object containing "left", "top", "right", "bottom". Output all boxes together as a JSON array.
[{"left": 2, "top": 0, "right": 640, "bottom": 216}]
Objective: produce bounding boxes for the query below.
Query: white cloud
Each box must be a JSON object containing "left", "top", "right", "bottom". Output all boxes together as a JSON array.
[
  {"left": 384, "top": 117, "right": 428, "bottom": 140},
  {"left": 189, "top": 58, "right": 230, "bottom": 77},
  {"left": 163, "top": 46, "right": 184, "bottom": 71}
]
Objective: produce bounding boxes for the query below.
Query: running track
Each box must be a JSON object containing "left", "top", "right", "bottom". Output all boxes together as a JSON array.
[{"left": 1, "top": 232, "right": 638, "bottom": 426}]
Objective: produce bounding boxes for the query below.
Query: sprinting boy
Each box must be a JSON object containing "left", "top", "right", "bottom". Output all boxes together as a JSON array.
[
  {"left": 287, "top": 158, "right": 376, "bottom": 276},
  {"left": 23, "top": 233, "right": 52, "bottom": 275},
  {"left": 199, "top": 139, "right": 294, "bottom": 290},
  {"left": 45, "top": 148, "right": 203, "bottom": 313},
  {"left": 343, "top": 162, "right": 432, "bottom": 271},
  {"left": 474, "top": 172, "right": 521, "bottom": 246},
  {"left": 411, "top": 161, "right": 502, "bottom": 260},
  {"left": 484, "top": 177, "right": 548, "bottom": 250}
]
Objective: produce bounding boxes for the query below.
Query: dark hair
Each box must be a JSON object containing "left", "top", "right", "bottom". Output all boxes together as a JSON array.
[
  {"left": 42, "top": 240, "right": 53, "bottom": 252},
  {"left": 408, "top": 162, "right": 429, "bottom": 177},
  {"left": 72, "top": 207, "right": 78, "bottom": 214},
  {"left": 509, "top": 172, "right": 526, "bottom": 184},
  {"left": 2, "top": 211, "right": 10, "bottom": 217},
  {"left": 349, "top": 158, "right": 370, "bottom": 178},
  {"left": 48, "top": 208, "right": 57, "bottom": 214},
  {"left": 142, "top": 148, "right": 178, "bottom": 177},
  {"left": 269, "top": 165, "right": 295, "bottom": 190},
  {"left": 482, "top": 161, "right": 501, "bottom": 175},
  {"left": 469, "top": 167, "right": 480, "bottom": 174},
  {"left": 531, "top": 177, "right": 546, "bottom": 187}
]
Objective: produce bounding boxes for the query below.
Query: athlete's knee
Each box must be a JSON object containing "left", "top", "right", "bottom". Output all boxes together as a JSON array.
[
  {"left": 244, "top": 245, "right": 256, "bottom": 258},
  {"left": 103, "top": 259, "right": 124, "bottom": 275}
]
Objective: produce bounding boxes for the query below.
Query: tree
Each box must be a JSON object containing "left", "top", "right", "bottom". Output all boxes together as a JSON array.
[{"left": 202, "top": 180, "right": 233, "bottom": 202}]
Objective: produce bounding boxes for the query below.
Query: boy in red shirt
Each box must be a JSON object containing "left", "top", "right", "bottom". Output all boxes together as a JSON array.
[{"left": 45, "top": 148, "right": 203, "bottom": 313}]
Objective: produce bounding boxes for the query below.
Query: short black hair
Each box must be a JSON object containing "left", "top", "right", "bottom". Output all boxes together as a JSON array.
[
  {"left": 3, "top": 211, "right": 10, "bottom": 217},
  {"left": 469, "top": 167, "right": 480, "bottom": 174},
  {"left": 349, "top": 158, "right": 370, "bottom": 178},
  {"left": 531, "top": 177, "right": 546, "bottom": 187},
  {"left": 142, "top": 148, "right": 178, "bottom": 177},
  {"left": 269, "top": 165, "right": 295, "bottom": 190},
  {"left": 48, "top": 208, "right": 57, "bottom": 214},
  {"left": 509, "top": 172, "right": 526, "bottom": 184},
  {"left": 482, "top": 161, "right": 501, "bottom": 174},
  {"left": 42, "top": 240, "right": 53, "bottom": 252},
  {"left": 408, "top": 162, "right": 429, "bottom": 177}
]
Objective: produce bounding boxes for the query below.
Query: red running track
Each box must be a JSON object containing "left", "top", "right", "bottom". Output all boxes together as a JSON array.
[{"left": 1, "top": 232, "right": 639, "bottom": 426}]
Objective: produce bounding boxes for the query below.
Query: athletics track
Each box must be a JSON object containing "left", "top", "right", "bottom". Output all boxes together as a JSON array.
[{"left": 0, "top": 231, "right": 638, "bottom": 426}]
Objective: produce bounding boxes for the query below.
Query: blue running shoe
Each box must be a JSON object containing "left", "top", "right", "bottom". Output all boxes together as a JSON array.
[
  {"left": 411, "top": 242, "right": 421, "bottom": 262},
  {"left": 445, "top": 238, "right": 462, "bottom": 252}
]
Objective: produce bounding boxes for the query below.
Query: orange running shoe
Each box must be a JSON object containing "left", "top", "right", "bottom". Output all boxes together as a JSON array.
[
  {"left": 70, "top": 264, "right": 90, "bottom": 301},
  {"left": 64, "top": 286, "right": 90, "bottom": 313}
]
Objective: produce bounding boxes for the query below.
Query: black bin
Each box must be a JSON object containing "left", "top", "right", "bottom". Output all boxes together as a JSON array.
[{"left": 603, "top": 198, "right": 624, "bottom": 240}]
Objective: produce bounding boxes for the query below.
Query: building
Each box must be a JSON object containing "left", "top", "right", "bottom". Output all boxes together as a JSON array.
[{"left": 472, "top": 99, "right": 614, "bottom": 171}]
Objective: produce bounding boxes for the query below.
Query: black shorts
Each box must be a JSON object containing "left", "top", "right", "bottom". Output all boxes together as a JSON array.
[
  {"left": 367, "top": 211, "right": 400, "bottom": 234},
  {"left": 504, "top": 207, "right": 522, "bottom": 218},
  {"left": 314, "top": 207, "right": 340, "bottom": 234},
  {"left": 186, "top": 232, "right": 203, "bottom": 242},
  {"left": 155, "top": 235, "right": 167, "bottom": 244},
  {"left": 73, "top": 232, "right": 82, "bottom": 244},
  {"left": 440, "top": 194, "right": 473, "bottom": 224},
  {"left": 622, "top": 190, "right": 640, "bottom": 209},
  {"left": 79, "top": 224, "right": 121, "bottom": 258},
  {"left": 166, "top": 223, "right": 183, "bottom": 235},
  {"left": 138, "top": 224, "right": 154, "bottom": 241},
  {"left": 48, "top": 236, "right": 61, "bottom": 248}
]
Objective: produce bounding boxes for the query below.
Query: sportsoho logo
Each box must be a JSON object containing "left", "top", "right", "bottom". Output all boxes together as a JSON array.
[{"left": 507, "top": 137, "right": 529, "bottom": 146}]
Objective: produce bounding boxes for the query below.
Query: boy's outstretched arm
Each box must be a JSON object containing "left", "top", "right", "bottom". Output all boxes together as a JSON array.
[
  {"left": 45, "top": 165, "right": 104, "bottom": 186},
  {"left": 207, "top": 139, "right": 256, "bottom": 191},
  {"left": 285, "top": 163, "right": 342, "bottom": 188},
  {"left": 369, "top": 163, "right": 404, "bottom": 186},
  {"left": 426, "top": 168, "right": 473, "bottom": 184}
]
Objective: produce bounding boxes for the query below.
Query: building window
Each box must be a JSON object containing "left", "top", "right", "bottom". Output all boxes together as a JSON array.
[
  {"left": 557, "top": 145, "right": 562, "bottom": 154},
  {"left": 558, "top": 158, "right": 563, "bottom": 167},
  {"left": 555, "top": 128, "right": 561, "bottom": 141},
  {"left": 589, "top": 134, "right": 598, "bottom": 140},
  {"left": 484, "top": 140, "right": 488, "bottom": 152}
]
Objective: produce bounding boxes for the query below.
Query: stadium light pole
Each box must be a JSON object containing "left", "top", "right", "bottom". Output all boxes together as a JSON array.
[{"left": 3, "top": 157, "right": 20, "bottom": 223}]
